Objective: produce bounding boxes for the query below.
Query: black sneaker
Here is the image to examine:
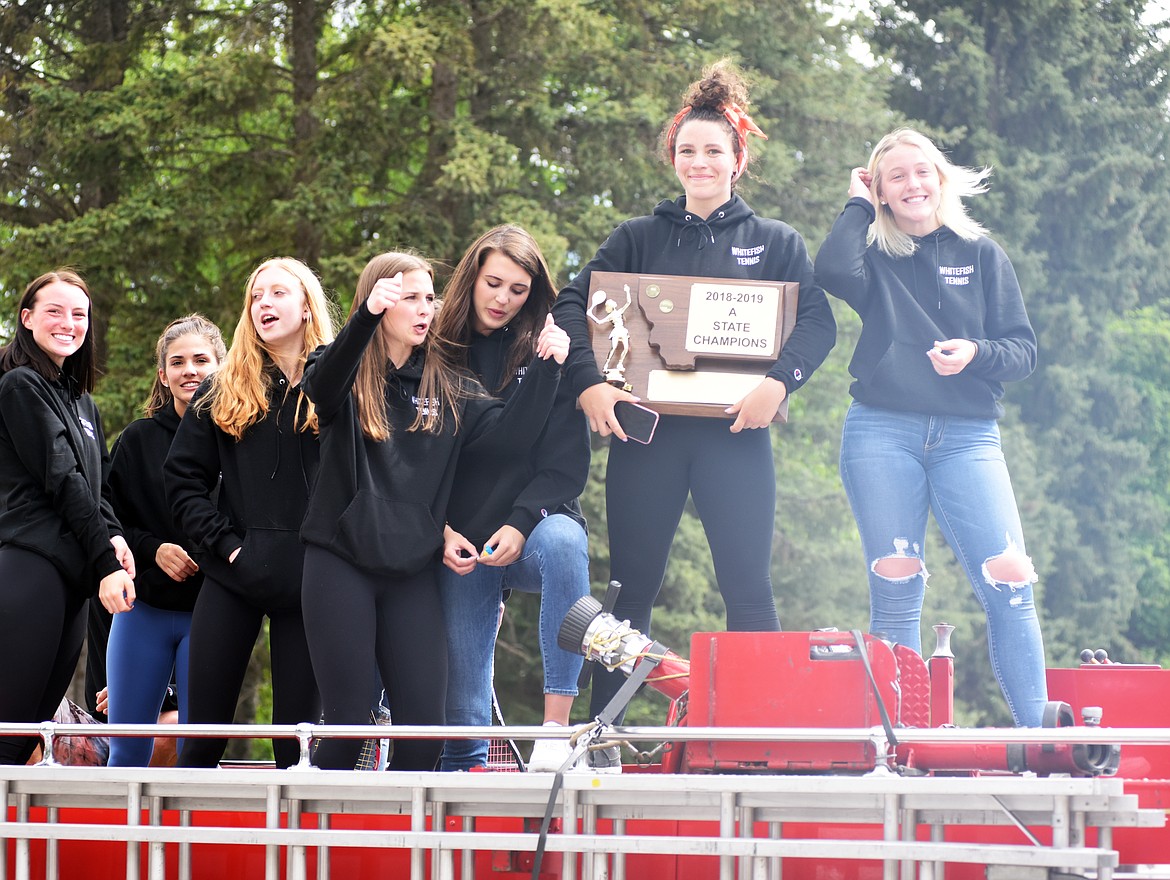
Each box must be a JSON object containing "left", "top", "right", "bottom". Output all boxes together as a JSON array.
[{"left": 586, "top": 744, "right": 622, "bottom": 774}]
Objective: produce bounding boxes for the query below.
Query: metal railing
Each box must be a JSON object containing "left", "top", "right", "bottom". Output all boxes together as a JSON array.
[{"left": 2, "top": 722, "right": 1167, "bottom": 880}]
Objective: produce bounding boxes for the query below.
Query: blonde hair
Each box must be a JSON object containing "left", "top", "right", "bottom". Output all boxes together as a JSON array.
[
  {"left": 144, "top": 314, "right": 227, "bottom": 417},
  {"left": 204, "top": 258, "right": 336, "bottom": 440},
  {"left": 868, "top": 128, "right": 991, "bottom": 258},
  {"left": 349, "top": 252, "right": 471, "bottom": 440}
]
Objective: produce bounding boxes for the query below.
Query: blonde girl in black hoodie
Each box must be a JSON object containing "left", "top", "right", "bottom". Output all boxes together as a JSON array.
[{"left": 164, "top": 259, "right": 335, "bottom": 767}]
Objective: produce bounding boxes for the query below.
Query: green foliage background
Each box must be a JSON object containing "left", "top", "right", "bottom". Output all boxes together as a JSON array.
[{"left": 4, "top": 0, "right": 1170, "bottom": 745}]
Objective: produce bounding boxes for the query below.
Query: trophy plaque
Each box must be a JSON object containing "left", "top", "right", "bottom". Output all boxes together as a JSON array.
[{"left": 588, "top": 271, "right": 799, "bottom": 423}]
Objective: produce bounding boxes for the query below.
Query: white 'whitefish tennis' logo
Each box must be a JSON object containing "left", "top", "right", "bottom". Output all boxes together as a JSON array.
[
  {"left": 731, "top": 244, "right": 765, "bottom": 266},
  {"left": 412, "top": 395, "right": 440, "bottom": 416},
  {"left": 939, "top": 264, "right": 975, "bottom": 286},
  {"left": 78, "top": 415, "right": 96, "bottom": 440}
]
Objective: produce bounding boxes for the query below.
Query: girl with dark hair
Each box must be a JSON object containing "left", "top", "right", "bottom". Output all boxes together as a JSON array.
[
  {"left": 299, "top": 251, "right": 568, "bottom": 771},
  {"left": 431, "top": 226, "right": 591, "bottom": 772},
  {"left": 814, "top": 129, "right": 1047, "bottom": 726},
  {"left": 0, "top": 269, "right": 135, "bottom": 765},
  {"left": 164, "top": 259, "right": 334, "bottom": 767},
  {"left": 551, "top": 60, "right": 837, "bottom": 751},
  {"left": 105, "top": 314, "right": 226, "bottom": 766}
]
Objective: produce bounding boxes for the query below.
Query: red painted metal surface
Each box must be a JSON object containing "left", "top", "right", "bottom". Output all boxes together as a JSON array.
[
  {"left": 681, "top": 631, "right": 917, "bottom": 773},
  {"left": 1047, "top": 663, "right": 1170, "bottom": 865}
]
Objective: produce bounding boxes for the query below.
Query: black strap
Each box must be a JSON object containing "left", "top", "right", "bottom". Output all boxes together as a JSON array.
[
  {"left": 530, "top": 641, "right": 667, "bottom": 880},
  {"left": 850, "top": 629, "right": 899, "bottom": 751}
]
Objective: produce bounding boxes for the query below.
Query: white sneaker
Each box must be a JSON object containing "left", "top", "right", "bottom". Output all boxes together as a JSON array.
[{"left": 527, "top": 722, "right": 579, "bottom": 773}]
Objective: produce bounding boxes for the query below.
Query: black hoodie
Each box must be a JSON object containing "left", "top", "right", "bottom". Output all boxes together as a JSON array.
[
  {"left": 552, "top": 194, "right": 836, "bottom": 399},
  {"left": 108, "top": 401, "right": 204, "bottom": 612},
  {"left": 814, "top": 197, "right": 1036, "bottom": 419},
  {"left": 0, "top": 365, "right": 123, "bottom": 596},
  {"left": 164, "top": 366, "right": 317, "bottom": 609},
  {"left": 300, "top": 305, "right": 561, "bottom": 577},
  {"left": 444, "top": 327, "right": 589, "bottom": 548}
]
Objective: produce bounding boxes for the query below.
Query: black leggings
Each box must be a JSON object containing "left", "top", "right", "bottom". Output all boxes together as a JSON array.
[
  {"left": 178, "top": 578, "right": 320, "bottom": 768},
  {"left": 589, "top": 415, "right": 781, "bottom": 718},
  {"left": 0, "top": 547, "right": 87, "bottom": 765},
  {"left": 302, "top": 546, "right": 447, "bottom": 771}
]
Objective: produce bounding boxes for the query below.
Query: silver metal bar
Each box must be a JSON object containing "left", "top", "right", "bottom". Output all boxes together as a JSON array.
[
  {"left": 264, "top": 784, "right": 280, "bottom": 880},
  {"left": 288, "top": 792, "right": 306, "bottom": 880},
  {"left": 178, "top": 809, "right": 191, "bottom": 880},
  {"left": 316, "top": 811, "right": 330, "bottom": 880},
  {"left": 126, "top": 782, "right": 141, "bottom": 880},
  {"left": 459, "top": 815, "right": 474, "bottom": 880},
  {"left": 0, "top": 822, "right": 1122, "bottom": 868},
  {"left": 410, "top": 785, "right": 426, "bottom": 880},
  {"left": 16, "top": 792, "right": 30, "bottom": 880},
  {"left": 45, "top": 805, "right": 58, "bottom": 880},
  {"left": 720, "top": 790, "right": 735, "bottom": 880},
  {"left": 0, "top": 779, "right": 8, "bottom": 880},
  {"left": 2, "top": 720, "right": 1168, "bottom": 746},
  {"left": 563, "top": 786, "right": 579, "bottom": 880},
  {"left": 148, "top": 795, "right": 164, "bottom": 880},
  {"left": 882, "top": 793, "right": 898, "bottom": 880}
]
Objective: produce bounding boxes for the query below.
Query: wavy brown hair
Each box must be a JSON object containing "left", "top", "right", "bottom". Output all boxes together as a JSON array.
[
  {"left": 432, "top": 225, "right": 557, "bottom": 393},
  {"left": 349, "top": 252, "right": 471, "bottom": 439}
]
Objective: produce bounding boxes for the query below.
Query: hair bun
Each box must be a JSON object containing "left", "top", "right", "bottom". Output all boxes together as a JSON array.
[{"left": 682, "top": 59, "right": 750, "bottom": 114}]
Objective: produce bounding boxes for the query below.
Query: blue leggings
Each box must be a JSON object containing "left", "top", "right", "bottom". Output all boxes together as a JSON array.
[
  {"left": 106, "top": 601, "right": 192, "bottom": 766},
  {"left": 589, "top": 415, "right": 781, "bottom": 718}
]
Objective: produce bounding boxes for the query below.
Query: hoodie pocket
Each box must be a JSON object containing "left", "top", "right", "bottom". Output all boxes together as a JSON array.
[
  {"left": 332, "top": 491, "right": 442, "bottom": 577},
  {"left": 212, "top": 527, "right": 306, "bottom": 608},
  {"left": 865, "top": 341, "right": 959, "bottom": 399}
]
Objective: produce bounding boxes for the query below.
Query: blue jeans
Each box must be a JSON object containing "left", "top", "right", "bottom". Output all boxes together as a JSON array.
[
  {"left": 107, "top": 601, "right": 192, "bottom": 766},
  {"left": 437, "top": 514, "right": 588, "bottom": 770},
  {"left": 839, "top": 402, "right": 1048, "bottom": 727}
]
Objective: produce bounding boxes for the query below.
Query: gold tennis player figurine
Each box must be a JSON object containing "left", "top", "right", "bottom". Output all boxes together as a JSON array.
[{"left": 589, "top": 283, "right": 633, "bottom": 389}]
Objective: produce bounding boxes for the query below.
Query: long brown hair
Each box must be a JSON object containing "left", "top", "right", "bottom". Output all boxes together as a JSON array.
[
  {"left": 433, "top": 225, "right": 557, "bottom": 393},
  {"left": 203, "top": 258, "right": 336, "bottom": 440},
  {"left": 349, "top": 252, "right": 470, "bottom": 439},
  {"left": 0, "top": 269, "right": 97, "bottom": 391}
]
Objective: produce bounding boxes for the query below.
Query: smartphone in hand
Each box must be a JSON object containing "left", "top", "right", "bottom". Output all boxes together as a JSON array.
[{"left": 614, "top": 400, "right": 659, "bottom": 444}]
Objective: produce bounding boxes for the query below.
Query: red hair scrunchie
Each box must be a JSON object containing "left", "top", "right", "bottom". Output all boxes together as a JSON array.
[{"left": 666, "top": 102, "right": 768, "bottom": 179}]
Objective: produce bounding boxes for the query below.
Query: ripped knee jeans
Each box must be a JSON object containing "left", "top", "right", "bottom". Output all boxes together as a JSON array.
[{"left": 839, "top": 402, "right": 1048, "bottom": 726}]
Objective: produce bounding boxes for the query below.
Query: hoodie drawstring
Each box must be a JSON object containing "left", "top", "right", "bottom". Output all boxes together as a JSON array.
[{"left": 676, "top": 212, "right": 718, "bottom": 249}]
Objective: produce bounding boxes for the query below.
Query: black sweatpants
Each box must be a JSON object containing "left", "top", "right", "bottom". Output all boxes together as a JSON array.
[
  {"left": 177, "top": 577, "right": 320, "bottom": 768},
  {"left": 302, "top": 546, "right": 447, "bottom": 771},
  {"left": 0, "top": 547, "right": 88, "bottom": 765},
  {"left": 588, "top": 415, "right": 782, "bottom": 719}
]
